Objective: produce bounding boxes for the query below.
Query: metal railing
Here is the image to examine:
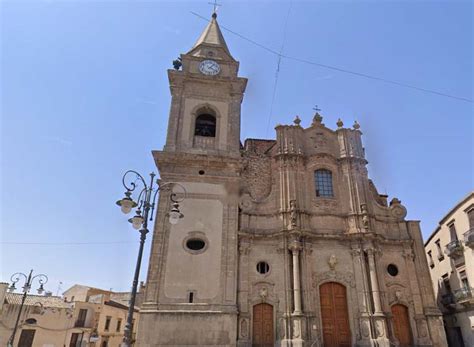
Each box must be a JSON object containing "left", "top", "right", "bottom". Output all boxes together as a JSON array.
[
  {"left": 454, "top": 287, "right": 474, "bottom": 303},
  {"left": 464, "top": 228, "right": 474, "bottom": 248},
  {"left": 445, "top": 240, "right": 464, "bottom": 257}
]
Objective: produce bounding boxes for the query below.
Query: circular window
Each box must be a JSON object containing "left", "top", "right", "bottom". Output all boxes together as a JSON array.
[
  {"left": 183, "top": 233, "right": 209, "bottom": 255},
  {"left": 387, "top": 264, "right": 399, "bottom": 277},
  {"left": 186, "top": 239, "right": 206, "bottom": 251},
  {"left": 256, "top": 261, "right": 270, "bottom": 275},
  {"left": 199, "top": 170, "right": 205, "bottom": 175}
]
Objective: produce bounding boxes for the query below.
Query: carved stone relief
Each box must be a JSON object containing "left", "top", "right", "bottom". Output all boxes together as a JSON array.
[
  {"left": 312, "top": 271, "right": 356, "bottom": 288},
  {"left": 240, "top": 318, "right": 248, "bottom": 338},
  {"left": 328, "top": 254, "right": 338, "bottom": 270}
]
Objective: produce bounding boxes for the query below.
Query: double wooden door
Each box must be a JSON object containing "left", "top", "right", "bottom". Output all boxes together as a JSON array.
[
  {"left": 391, "top": 304, "right": 413, "bottom": 347},
  {"left": 320, "top": 282, "right": 351, "bottom": 347},
  {"left": 252, "top": 303, "right": 273, "bottom": 347}
]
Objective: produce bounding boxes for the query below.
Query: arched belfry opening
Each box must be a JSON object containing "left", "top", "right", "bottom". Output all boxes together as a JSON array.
[{"left": 194, "top": 110, "right": 216, "bottom": 137}]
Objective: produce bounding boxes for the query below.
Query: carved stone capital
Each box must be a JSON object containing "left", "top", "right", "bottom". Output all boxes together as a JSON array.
[
  {"left": 403, "top": 248, "right": 415, "bottom": 261},
  {"left": 288, "top": 239, "right": 303, "bottom": 253},
  {"left": 239, "top": 240, "right": 251, "bottom": 255},
  {"left": 350, "top": 247, "right": 362, "bottom": 257}
]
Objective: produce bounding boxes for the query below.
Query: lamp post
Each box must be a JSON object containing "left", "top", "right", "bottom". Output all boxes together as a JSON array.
[
  {"left": 116, "top": 170, "right": 185, "bottom": 347},
  {"left": 7, "top": 270, "right": 48, "bottom": 347}
]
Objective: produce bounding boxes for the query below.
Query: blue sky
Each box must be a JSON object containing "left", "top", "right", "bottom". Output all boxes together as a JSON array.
[{"left": 1, "top": 1, "right": 472, "bottom": 293}]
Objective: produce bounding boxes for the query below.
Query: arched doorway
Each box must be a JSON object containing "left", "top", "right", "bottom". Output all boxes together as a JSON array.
[
  {"left": 252, "top": 303, "right": 273, "bottom": 347},
  {"left": 319, "top": 282, "right": 351, "bottom": 347},
  {"left": 391, "top": 304, "right": 413, "bottom": 347}
]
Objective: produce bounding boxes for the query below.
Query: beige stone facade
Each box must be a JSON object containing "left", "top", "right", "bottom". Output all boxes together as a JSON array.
[
  {"left": 424, "top": 192, "right": 474, "bottom": 346},
  {"left": 0, "top": 283, "right": 139, "bottom": 347},
  {"left": 137, "top": 14, "right": 448, "bottom": 347}
]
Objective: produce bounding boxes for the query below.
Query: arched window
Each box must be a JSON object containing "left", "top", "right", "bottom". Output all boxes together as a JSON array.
[
  {"left": 194, "top": 114, "right": 216, "bottom": 137},
  {"left": 314, "top": 169, "right": 334, "bottom": 197}
]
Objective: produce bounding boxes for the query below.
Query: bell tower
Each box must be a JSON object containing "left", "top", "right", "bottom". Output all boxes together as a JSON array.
[
  {"left": 138, "top": 13, "right": 246, "bottom": 346},
  {"left": 164, "top": 13, "right": 247, "bottom": 156}
]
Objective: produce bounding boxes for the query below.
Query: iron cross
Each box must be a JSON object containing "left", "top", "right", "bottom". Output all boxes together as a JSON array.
[
  {"left": 208, "top": 0, "right": 222, "bottom": 14},
  {"left": 313, "top": 105, "right": 321, "bottom": 113}
]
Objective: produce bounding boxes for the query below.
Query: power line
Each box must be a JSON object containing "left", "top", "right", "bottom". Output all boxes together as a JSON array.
[
  {"left": 190, "top": 11, "right": 472, "bottom": 103},
  {"left": 284, "top": 55, "right": 473, "bottom": 103},
  {"left": 266, "top": 1, "right": 293, "bottom": 136}
]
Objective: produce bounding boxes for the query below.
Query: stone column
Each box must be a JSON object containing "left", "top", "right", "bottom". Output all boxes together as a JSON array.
[
  {"left": 366, "top": 247, "right": 390, "bottom": 347},
  {"left": 289, "top": 240, "right": 303, "bottom": 315},
  {"left": 366, "top": 248, "right": 382, "bottom": 314},
  {"left": 289, "top": 238, "right": 304, "bottom": 346},
  {"left": 351, "top": 245, "right": 372, "bottom": 345},
  {"left": 237, "top": 239, "right": 251, "bottom": 346}
]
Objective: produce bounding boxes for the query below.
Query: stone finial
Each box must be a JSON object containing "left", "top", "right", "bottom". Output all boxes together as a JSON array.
[
  {"left": 390, "top": 198, "right": 401, "bottom": 206},
  {"left": 336, "top": 118, "right": 344, "bottom": 128},
  {"left": 312, "top": 112, "right": 323, "bottom": 126},
  {"left": 353, "top": 120, "right": 360, "bottom": 130},
  {"left": 293, "top": 115, "right": 301, "bottom": 126}
]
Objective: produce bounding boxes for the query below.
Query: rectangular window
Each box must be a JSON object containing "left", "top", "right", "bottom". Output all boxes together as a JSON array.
[
  {"left": 75, "top": 308, "right": 87, "bottom": 327},
  {"left": 315, "top": 169, "right": 334, "bottom": 197},
  {"left": 442, "top": 274, "right": 452, "bottom": 293},
  {"left": 435, "top": 240, "right": 444, "bottom": 260},
  {"left": 460, "top": 271, "right": 469, "bottom": 289},
  {"left": 69, "top": 333, "right": 81, "bottom": 347},
  {"left": 188, "top": 292, "right": 194, "bottom": 303},
  {"left": 428, "top": 251, "right": 434, "bottom": 268},
  {"left": 468, "top": 208, "right": 474, "bottom": 228},
  {"left": 105, "top": 316, "right": 111, "bottom": 331},
  {"left": 449, "top": 223, "right": 458, "bottom": 241},
  {"left": 116, "top": 318, "right": 122, "bottom": 332}
]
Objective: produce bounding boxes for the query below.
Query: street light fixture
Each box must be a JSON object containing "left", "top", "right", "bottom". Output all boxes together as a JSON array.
[
  {"left": 7, "top": 270, "right": 48, "bottom": 347},
  {"left": 117, "top": 170, "right": 186, "bottom": 347}
]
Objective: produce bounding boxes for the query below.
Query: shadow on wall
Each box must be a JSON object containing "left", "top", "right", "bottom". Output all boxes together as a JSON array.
[{"left": 435, "top": 263, "right": 466, "bottom": 347}]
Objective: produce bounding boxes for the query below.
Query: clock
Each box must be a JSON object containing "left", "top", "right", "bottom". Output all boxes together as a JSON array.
[{"left": 199, "top": 60, "right": 221, "bottom": 76}]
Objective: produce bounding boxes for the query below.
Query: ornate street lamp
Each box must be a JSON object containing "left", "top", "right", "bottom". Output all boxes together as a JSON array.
[
  {"left": 7, "top": 270, "right": 48, "bottom": 347},
  {"left": 116, "top": 170, "right": 185, "bottom": 347}
]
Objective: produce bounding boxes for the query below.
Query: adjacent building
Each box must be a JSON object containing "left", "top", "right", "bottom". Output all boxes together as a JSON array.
[
  {"left": 0, "top": 283, "right": 140, "bottom": 347},
  {"left": 425, "top": 192, "right": 474, "bottom": 346},
  {"left": 136, "top": 12, "right": 448, "bottom": 347}
]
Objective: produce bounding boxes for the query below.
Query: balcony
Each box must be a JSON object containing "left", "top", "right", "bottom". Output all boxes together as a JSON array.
[
  {"left": 445, "top": 240, "right": 464, "bottom": 258},
  {"left": 464, "top": 228, "right": 474, "bottom": 249},
  {"left": 454, "top": 287, "right": 474, "bottom": 305}
]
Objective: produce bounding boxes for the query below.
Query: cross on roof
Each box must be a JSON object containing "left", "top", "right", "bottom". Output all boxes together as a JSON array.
[
  {"left": 208, "top": 0, "right": 222, "bottom": 15},
  {"left": 313, "top": 105, "right": 321, "bottom": 113}
]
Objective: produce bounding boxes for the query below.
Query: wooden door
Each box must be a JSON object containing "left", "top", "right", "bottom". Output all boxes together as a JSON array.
[
  {"left": 391, "top": 304, "right": 412, "bottom": 347},
  {"left": 320, "top": 282, "right": 351, "bottom": 347},
  {"left": 252, "top": 303, "right": 273, "bottom": 347},
  {"left": 18, "top": 329, "right": 36, "bottom": 347}
]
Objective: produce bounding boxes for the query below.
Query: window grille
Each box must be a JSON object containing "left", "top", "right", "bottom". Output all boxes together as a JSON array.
[{"left": 315, "top": 169, "right": 334, "bottom": 197}]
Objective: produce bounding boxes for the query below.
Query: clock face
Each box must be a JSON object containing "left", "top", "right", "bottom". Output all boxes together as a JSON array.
[{"left": 199, "top": 60, "right": 220, "bottom": 76}]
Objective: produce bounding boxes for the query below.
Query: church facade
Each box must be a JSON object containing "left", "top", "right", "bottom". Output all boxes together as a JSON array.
[{"left": 136, "top": 13, "right": 448, "bottom": 347}]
